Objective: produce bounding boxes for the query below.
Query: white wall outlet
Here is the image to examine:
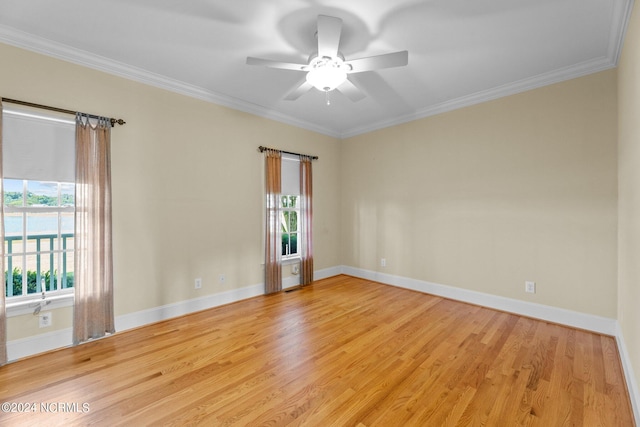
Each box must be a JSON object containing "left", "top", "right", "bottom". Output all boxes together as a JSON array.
[
  {"left": 525, "top": 281, "right": 536, "bottom": 294},
  {"left": 219, "top": 274, "right": 226, "bottom": 284},
  {"left": 195, "top": 278, "right": 202, "bottom": 289},
  {"left": 39, "top": 311, "right": 52, "bottom": 328},
  {"left": 381, "top": 258, "right": 387, "bottom": 267}
]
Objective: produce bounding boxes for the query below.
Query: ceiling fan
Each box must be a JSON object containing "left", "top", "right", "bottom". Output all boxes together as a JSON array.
[{"left": 246, "top": 15, "right": 408, "bottom": 104}]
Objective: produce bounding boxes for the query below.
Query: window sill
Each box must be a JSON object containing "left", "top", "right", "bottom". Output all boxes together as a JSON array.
[
  {"left": 5, "top": 291, "right": 74, "bottom": 317},
  {"left": 282, "top": 256, "right": 301, "bottom": 266}
]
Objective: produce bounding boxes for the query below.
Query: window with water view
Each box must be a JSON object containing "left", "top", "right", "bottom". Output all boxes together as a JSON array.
[
  {"left": 2, "top": 105, "right": 76, "bottom": 300},
  {"left": 4, "top": 179, "right": 75, "bottom": 298}
]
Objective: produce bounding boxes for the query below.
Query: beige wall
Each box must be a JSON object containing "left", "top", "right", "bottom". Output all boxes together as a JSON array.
[
  {"left": 618, "top": 3, "right": 640, "bottom": 397},
  {"left": 0, "top": 43, "right": 341, "bottom": 340},
  {"left": 0, "top": 36, "right": 629, "bottom": 378},
  {"left": 2, "top": 12, "right": 638, "bottom": 414},
  {"left": 7, "top": 308, "right": 73, "bottom": 341},
  {"left": 341, "top": 70, "right": 618, "bottom": 317}
]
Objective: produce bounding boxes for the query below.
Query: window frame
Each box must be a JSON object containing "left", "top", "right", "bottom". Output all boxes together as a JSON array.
[
  {"left": 281, "top": 195, "right": 300, "bottom": 261},
  {"left": 2, "top": 107, "right": 76, "bottom": 315},
  {"left": 279, "top": 154, "right": 301, "bottom": 262},
  {"left": 4, "top": 179, "right": 75, "bottom": 306}
]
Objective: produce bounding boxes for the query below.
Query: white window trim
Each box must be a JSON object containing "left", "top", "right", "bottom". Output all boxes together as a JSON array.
[
  {"left": 4, "top": 182, "right": 75, "bottom": 303},
  {"left": 3, "top": 106, "right": 77, "bottom": 309},
  {"left": 5, "top": 289, "right": 74, "bottom": 317},
  {"left": 281, "top": 256, "right": 301, "bottom": 265},
  {"left": 281, "top": 194, "right": 300, "bottom": 260},
  {"left": 261, "top": 153, "right": 302, "bottom": 266}
]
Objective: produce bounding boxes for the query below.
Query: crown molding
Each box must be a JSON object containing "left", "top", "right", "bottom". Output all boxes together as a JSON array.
[
  {"left": 339, "top": 56, "right": 616, "bottom": 138},
  {"left": 609, "top": 0, "right": 635, "bottom": 65},
  {"left": 0, "top": 0, "right": 632, "bottom": 140},
  {"left": 340, "top": 0, "right": 633, "bottom": 138},
  {"left": 0, "top": 25, "right": 342, "bottom": 139}
]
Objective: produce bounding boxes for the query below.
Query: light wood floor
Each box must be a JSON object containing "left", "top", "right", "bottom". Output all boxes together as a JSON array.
[{"left": 0, "top": 275, "right": 634, "bottom": 426}]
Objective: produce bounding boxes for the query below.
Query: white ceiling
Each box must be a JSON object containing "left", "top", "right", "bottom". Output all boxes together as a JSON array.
[{"left": 0, "top": 0, "right": 633, "bottom": 138}]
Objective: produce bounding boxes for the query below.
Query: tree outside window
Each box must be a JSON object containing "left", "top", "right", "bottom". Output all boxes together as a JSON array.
[{"left": 281, "top": 195, "right": 299, "bottom": 258}]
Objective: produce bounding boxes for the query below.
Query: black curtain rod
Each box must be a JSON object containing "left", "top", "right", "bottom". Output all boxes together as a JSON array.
[
  {"left": 2, "top": 97, "right": 126, "bottom": 127},
  {"left": 258, "top": 146, "right": 318, "bottom": 160}
]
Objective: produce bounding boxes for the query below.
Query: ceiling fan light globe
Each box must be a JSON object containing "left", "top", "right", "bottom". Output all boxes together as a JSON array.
[{"left": 305, "top": 67, "right": 347, "bottom": 92}]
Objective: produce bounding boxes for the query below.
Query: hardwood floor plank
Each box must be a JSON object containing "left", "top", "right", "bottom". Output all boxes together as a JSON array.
[{"left": 0, "top": 275, "right": 635, "bottom": 426}]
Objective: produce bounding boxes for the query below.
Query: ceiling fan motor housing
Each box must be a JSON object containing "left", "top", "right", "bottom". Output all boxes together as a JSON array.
[
  {"left": 305, "top": 54, "right": 352, "bottom": 91},
  {"left": 246, "top": 15, "right": 408, "bottom": 102}
]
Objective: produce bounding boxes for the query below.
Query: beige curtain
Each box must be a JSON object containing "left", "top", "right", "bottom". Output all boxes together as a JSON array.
[
  {"left": 265, "top": 149, "right": 282, "bottom": 294},
  {"left": 0, "top": 101, "right": 6, "bottom": 365},
  {"left": 73, "top": 113, "right": 114, "bottom": 345},
  {"left": 300, "top": 156, "right": 314, "bottom": 285}
]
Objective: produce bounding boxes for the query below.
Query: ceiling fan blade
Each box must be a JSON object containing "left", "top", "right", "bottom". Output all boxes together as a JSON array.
[
  {"left": 317, "top": 15, "right": 342, "bottom": 58},
  {"left": 284, "top": 80, "right": 314, "bottom": 101},
  {"left": 246, "top": 57, "right": 306, "bottom": 72},
  {"left": 337, "top": 78, "right": 366, "bottom": 102},
  {"left": 345, "top": 50, "right": 408, "bottom": 73}
]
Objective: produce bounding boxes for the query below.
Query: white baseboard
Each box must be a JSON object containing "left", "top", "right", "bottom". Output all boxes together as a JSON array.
[
  {"left": 7, "top": 282, "right": 267, "bottom": 362},
  {"left": 115, "top": 266, "right": 634, "bottom": 422},
  {"left": 340, "top": 265, "right": 638, "bottom": 425},
  {"left": 340, "top": 266, "right": 618, "bottom": 335},
  {"left": 315, "top": 266, "right": 343, "bottom": 281},
  {"left": 115, "top": 283, "right": 265, "bottom": 332},
  {"left": 116, "top": 265, "right": 342, "bottom": 333},
  {"left": 7, "top": 327, "right": 72, "bottom": 361},
  {"left": 6, "top": 264, "right": 637, "bottom": 426},
  {"left": 615, "top": 323, "right": 640, "bottom": 424},
  {"left": 7, "top": 265, "right": 344, "bottom": 362}
]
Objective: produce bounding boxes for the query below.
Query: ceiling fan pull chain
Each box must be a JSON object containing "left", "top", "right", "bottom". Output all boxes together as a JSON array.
[{"left": 325, "top": 90, "right": 330, "bottom": 106}]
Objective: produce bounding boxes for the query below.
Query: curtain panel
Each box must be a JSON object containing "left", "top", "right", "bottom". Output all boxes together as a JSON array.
[
  {"left": 265, "top": 150, "right": 282, "bottom": 294},
  {"left": 0, "top": 101, "right": 6, "bottom": 365},
  {"left": 300, "top": 156, "right": 314, "bottom": 285},
  {"left": 73, "top": 114, "right": 115, "bottom": 345}
]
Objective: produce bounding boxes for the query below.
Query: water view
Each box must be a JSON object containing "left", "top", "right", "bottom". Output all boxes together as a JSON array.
[{"left": 4, "top": 215, "right": 74, "bottom": 235}]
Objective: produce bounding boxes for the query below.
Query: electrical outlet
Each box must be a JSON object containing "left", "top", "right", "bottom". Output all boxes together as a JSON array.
[
  {"left": 195, "top": 278, "right": 202, "bottom": 289},
  {"left": 219, "top": 274, "right": 226, "bottom": 284},
  {"left": 525, "top": 281, "right": 536, "bottom": 294},
  {"left": 381, "top": 258, "right": 386, "bottom": 267},
  {"left": 39, "top": 311, "right": 52, "bottom": 328}
]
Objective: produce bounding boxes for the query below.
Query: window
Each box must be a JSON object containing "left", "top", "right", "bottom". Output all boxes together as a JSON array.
[
  {"left": 4, "top": 180, "right": 74, "bottom": 297},
  {"left": 281, "top": 195, "right": 299, "bottom": 258},
  {"left": 2, "top": 107, "right": 75, "bottom": 301},
  {"left": 280, "top": 154, "right": 300, "bottom": 260}
]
